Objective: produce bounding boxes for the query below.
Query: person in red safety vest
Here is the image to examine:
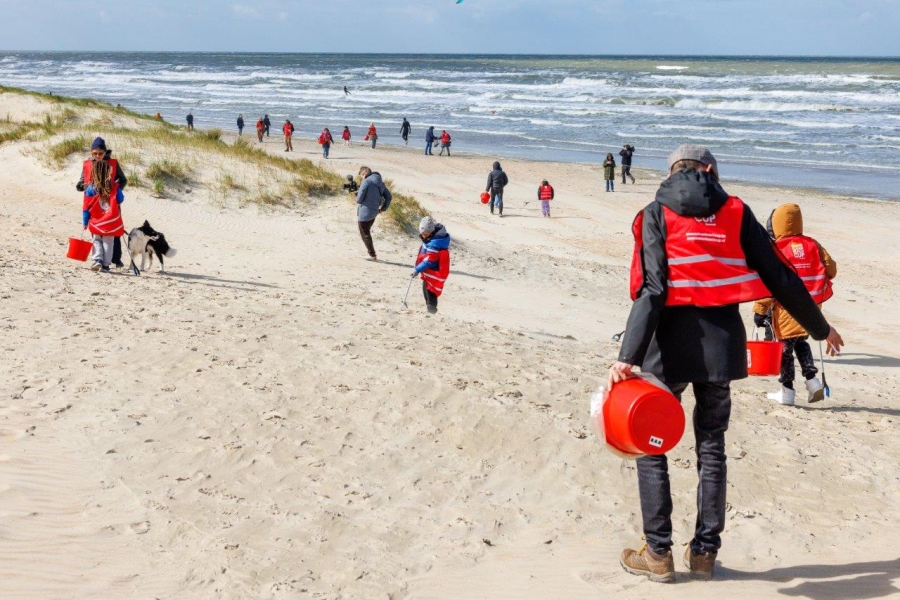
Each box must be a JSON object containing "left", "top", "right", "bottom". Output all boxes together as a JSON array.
[
  {"left": 318, "top": 127, "right": 334, "bottom": 159},
  {"left": 439, "top": 130, "right": 451, "bottom": 156},
  {"left": 283, "top": 120, "right": 294, "bottom": 152},
  {"left": 77, "top": 137, "right": 128, "bottom": 268},
  {"left": 753, "top": 203, "right": 837, "bottom": 405},
  {"left": 538, "top": 180, "right": 554, "bottom": 217},
  {"left": 610, "top": 144, "right": 844, "bottom": 583},
  {"left": 412, "top": 216, "right": 450, "bottom": 314},
  {"left": 82, "top": 160, "right": 125, "bottom": 273}
]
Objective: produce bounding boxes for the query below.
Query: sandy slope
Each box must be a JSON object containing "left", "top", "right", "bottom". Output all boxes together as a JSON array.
[{"left": 1, "top": 101, "right": 899, "bottom": 599}]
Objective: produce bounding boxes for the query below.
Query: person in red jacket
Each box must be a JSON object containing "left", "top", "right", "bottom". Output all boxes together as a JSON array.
[
  {"left": 412, "top": 216, "right": 451, "bottom": 314},
  {"left": 342, "top": 126, "right": 351, "bottom": 146},
  {"left": 439, "top": 130, "right": 452, "bottom": 156},
  {"left": 256, "top": 117, "right": 265, "bottom": 143},
  {"left": 538, "top": 179, "right": 554, "bottom": 217},
  {"left": 365, "top": 123, "right": 378, "bottom": 149},
  {"left": 318, "top": 127, "right": 334, "bottom": 159},
  {"left": 283, "top": 119, "right": 295, "bottom": 152}
]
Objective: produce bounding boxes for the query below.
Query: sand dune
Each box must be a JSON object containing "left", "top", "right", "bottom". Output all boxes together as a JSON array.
[{"left": 0, "top": 90, "right": 899, "bottom": 598}]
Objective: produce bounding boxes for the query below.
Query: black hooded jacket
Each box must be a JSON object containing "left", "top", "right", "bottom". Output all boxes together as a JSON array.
[
  {"left": 619, "top": 169, "right": 830, "bottom": 383},
  {"left": 486, "top": 161, "right": 509, "bottom": 191}
]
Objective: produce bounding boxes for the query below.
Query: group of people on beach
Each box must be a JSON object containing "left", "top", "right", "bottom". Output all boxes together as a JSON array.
[{"left": 134, "top": 110, "right": 845, "bottom": 585}]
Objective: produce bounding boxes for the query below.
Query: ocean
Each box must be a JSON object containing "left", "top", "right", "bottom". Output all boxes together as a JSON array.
[{"left": 1, "top": 52, "right": 899, "bottom": 200}]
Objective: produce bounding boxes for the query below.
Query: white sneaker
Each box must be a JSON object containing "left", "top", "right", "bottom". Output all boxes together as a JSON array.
[
  {"left": 767, "top": 386, "right": 796, "bottom": 406},
  {"left": 805, "top": 378, "right": 825, "bottom": 403}
]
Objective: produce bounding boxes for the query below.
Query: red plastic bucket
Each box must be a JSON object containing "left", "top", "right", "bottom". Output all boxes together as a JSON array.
[
  {"left": 747, "top": 341, "right": 783, "bottom": 376},
  {"left": 480, "top": 192, "right": 491, "bottom": 204},
  {"left": 600, "top": 377, "right": 685, "bottom": 457},
  {"left": 67, "top": 237, "right": 93, "bottom": 262}
]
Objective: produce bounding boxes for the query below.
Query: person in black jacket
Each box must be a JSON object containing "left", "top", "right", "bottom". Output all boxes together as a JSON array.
[
  {"left": 263, "top": 114, "right": 271, "bottom": 137},
  {"left": 237, "top": 114, "right": 244, "bottom": 136},
  {"left": 425, "top": 126, "right": 436, "bottom": 155},
  {"left": 619, "top": 144, "right": 636, "bottom": 184},
  {"left": 611, "top": 145, "right": 844, "bottom": 583},
  {"left": 400, "top": 118, "right": 411, "bottom": 146},
  {"left": 485, "top": 161, "right": 509, "bottom": 217}
]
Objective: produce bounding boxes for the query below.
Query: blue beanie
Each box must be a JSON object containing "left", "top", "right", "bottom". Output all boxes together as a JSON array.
[{"left": 91, "top": 137, "right": 107, "bottom": 151}]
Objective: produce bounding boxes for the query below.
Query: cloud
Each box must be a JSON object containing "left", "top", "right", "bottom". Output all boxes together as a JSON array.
[
  {"left": 232, "top": 3, "right": 260, "bottom": 19},
  {"left": 277, "top": 11, "right": 289, "bottom": 21},
  {"left": 858, "top": 11, "right": 875, "bottom": 22}
]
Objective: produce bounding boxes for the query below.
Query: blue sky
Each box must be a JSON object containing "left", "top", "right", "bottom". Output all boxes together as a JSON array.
[{"left": 1, "top": 0, "right": 898, "bottom": 55}]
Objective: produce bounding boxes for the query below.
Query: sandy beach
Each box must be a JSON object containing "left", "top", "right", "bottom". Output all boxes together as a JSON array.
[{"left": 1, "top": 88, "right": 899, "bottom": 599}]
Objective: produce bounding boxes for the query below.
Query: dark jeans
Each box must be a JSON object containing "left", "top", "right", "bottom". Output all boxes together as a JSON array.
[
  {"left": 621, "top": 165, "right": 635, "bottom": 183},
  {"left": 358, "top": 218, "right": 377, "bottom": 258},
  {"left": 425, "top": 141, "right": 433, "bottom": 155},
  {"left": 637, "top": 381, "right": 731, "bottom": 556},
  {"left": 423, "top": 281, "right": 438, "bottom": 309},
  {"left": 779, "top": 337, "right": 817, "bottom": 388},
  {"left": 490, "top": 189, "right": 504, "bottom": 214},
  {"left": 440, "top": 144, "right": 450, "bottom": 156}
]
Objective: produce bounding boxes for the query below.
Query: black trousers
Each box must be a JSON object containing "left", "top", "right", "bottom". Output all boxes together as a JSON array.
[
  {"left": 779, "top": 336, "right": 817, "bottom": 388},
  {"left": 113, "top": 236, "right": 123, "bottom": 265},
  {"left": 638, "top": 381, "right": 731, "bottom": 555},
  {"left": 621, "top": 165, "right": 635, "bottom": 183},
  {"left": 358, "top": 219, "right": 377, "bottom": 258},
  {"left": 423, "top": 281, "right": 438, "bottom": 309}
]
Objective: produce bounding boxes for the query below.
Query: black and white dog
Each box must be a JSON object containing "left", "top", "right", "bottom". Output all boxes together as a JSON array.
[{"left": 127, "top": 220, "right": 177, "bottom": 275}]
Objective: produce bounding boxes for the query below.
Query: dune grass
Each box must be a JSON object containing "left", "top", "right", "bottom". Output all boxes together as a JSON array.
[
  {"left": 45, "top": 135, "right": 89, "bottom": 168},
  {"left": 2, "top": 85, "right": 427, "bottom": 236}
]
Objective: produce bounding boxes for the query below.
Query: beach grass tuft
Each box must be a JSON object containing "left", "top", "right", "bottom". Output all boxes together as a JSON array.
[{"left": 45, "top": 135, "right": 89, "bottom": 168}]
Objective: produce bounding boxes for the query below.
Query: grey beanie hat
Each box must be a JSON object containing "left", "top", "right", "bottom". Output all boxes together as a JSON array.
[
  {"left": 668, "top": 144, "right": 718, "bottom": 176},
  {"left": 418, "top": 216, "right": 436, "bottom": 235}
]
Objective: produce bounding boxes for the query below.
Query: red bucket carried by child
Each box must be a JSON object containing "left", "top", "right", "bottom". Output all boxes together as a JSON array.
[
  {"left": 480, "top": 192, "right": 491, "bottom": 204},
  {"left": 66, "top": 236, "right": 93, "bottom": 262},
  {"left": 747, "top": 340, "right": 783, "bottom": 376},
  {"left": 590, "top": 374, "right": 685, "bottom": 459}
]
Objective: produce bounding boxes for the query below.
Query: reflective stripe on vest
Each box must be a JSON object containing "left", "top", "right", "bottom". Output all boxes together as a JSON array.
[
  {"left": 776, "top": 235, "right": 833, "bottom": 303},
  {"left": 539, "top": 185, "right": 554, "bottom": 201},
  {"left": 630, "top": 196, "right": 771, "bottom": 307}
]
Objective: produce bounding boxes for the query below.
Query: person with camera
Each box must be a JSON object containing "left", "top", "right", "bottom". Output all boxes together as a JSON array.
[{"left": 620, "top": 144, "right": 636, "bottom": 184}]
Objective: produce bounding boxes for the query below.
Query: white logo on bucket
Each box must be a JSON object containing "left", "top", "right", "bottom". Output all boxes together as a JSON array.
[
  {"left": 747, "top": 349, "right": 752, "bottom": 369},
  {"left": 649, "top": 436, "right": 664, "bottom": 448}
]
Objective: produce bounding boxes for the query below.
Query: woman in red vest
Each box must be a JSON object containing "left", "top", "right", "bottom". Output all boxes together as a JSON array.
[
  {"left": 318, "top": 127, "right": 334, "bottom": 159},
  {"left": 82, "top": 160, "right": 125, "bottom": 272},
  {"left": 753, "top": 203, "right": 837, "bottom": 405},
  {"left": 342, "top": 126, "right": 351, "bottom": 146},
  {"left": 365, "top": 123, "right": 378, "bottom": 149},
  {"left": 77, "top": 137, "right": 128, "bottom": 268}
]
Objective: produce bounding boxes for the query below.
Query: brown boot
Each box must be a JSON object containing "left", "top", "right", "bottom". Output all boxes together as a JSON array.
[
  {"left": 683, "top": 546, "right": 717, "bottom": 580},
  {"left": 620, "top": 544, "right": 675, "bottom": 583}
]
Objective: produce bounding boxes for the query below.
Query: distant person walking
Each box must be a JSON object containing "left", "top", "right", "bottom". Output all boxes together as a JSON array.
[
  {"left": 366, "top": 123, "right": 378, "bottom": 149},
  {"left": 283, "top": 119, "right": 294, "bottom": 152},
  {"left": 486, "top": 161, "right": 509, "bottom": 217},
  {"left": 186, "top": 111, "right": 194, "bottom": 131},
  {"left": 318, "top": 127, "right": 334, "bottom": 159},
  {"left": 620, "top": 144, "right": 636, "bottom": 184},
  {"left": 342, "top": 126, "right": 352, "bottom": 146},
  {"left": 356, "top": 166, "right": 392, "bottom": 261},
  {"left": 439, "top": 130, "right": 452, "bottom": 156},
  {"left": 237, "top": 114, "right": 244, "bottom": 136},
  {"left": 400, "top": 118, "right": 411, "bottom": 145},
  {"left": 425, "top": 126, "right": 436, "bottom": 155},
  {"left": 256, "top": 117, "right": 265, "bottom": 143},
  {"left": 263, "top": 114, "right": 271, "bottom": 137},
  {"left": 603, "top": 153, "right": 616, "bottom": 192},
  {"left": 538, "top": 179, "right": 554, "bottom": 217}
]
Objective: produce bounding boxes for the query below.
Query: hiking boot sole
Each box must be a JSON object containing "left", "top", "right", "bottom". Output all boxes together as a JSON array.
[{"left": 620, "top": 559, "right": 674, "bottom": 583}]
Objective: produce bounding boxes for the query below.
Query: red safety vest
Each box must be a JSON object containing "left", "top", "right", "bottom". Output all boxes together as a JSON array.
[
  {"left": 775, "top": 235, "right": 833, "bottom": 303},
  {"left": 86, "top": 195, "right": 124, "bottom": 236},
  {"left": 82, "top": 159, "right": 119, "bottom": 210},
  {"left": 283, "top": 123, "right": 293, "bottom": 136},
  {"left": 539, "top": 185, "right": 554, "bottom": 201},
  {"left": 630, "top": 196, "right": 770, "bottom": 307},
  {"left": 416, "top": 246, "right": 450, "bottom": 296},
  {"left": 441, "top": 132, "right": 451, "bottom": 144}
]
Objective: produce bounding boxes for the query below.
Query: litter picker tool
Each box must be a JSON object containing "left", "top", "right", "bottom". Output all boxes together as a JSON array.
[
  {"left": 401, "top": 273, "right": 415, "bottom": 309},
  {"left": 818, "top": 341, "right": 831, "bottom": 398},
  {"left": 611, "top": 330, "right": 626, "bottom": 342}
]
